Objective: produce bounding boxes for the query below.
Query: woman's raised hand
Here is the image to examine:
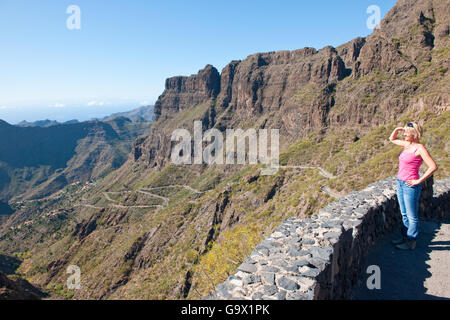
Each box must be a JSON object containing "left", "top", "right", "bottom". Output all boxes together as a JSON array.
[{"left": 389, "top": 127, "right": 407, "bottom": 146}]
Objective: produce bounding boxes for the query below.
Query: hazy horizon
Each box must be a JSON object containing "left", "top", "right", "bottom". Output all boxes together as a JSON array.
[
  {"left": 0, "top": 0, "right": 396, "bottom": 124},
  {"left": 0, "top": 99, "right": 154, "bottom": 125}
]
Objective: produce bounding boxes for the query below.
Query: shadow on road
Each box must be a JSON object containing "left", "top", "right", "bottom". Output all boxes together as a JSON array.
[{"left": 351, "top": 219, "right": 450, "bottom": 300}]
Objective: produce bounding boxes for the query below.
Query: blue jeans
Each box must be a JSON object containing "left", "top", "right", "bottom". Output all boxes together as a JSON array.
[{"left": 396, "top": 178, "right": 422, "bottom": 240}]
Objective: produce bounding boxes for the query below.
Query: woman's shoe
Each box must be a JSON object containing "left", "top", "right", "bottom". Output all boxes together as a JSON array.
[
  {"left": 392, "top": 237, "right": 407, "bottom": 245},
  {"left": 395, "top": 240, "right": 416, "bottom": 250}
]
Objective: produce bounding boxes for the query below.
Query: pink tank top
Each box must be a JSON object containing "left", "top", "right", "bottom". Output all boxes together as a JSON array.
[{"left": 398, "top": 145, "right": 423, "bottom": 181}]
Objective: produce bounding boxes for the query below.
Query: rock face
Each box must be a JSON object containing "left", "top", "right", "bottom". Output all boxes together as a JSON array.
[
  {"left": 379, "top": 0, "right": 449, "bottom": 63},
  {"left": 154, "top": 64, "right": 221, "bottom": 122},
  {"left": 133, "top": 0, "right": 449, "bottom": 167},
  {"left": 214, "top": 47, "right": 349, "bottom": 135}
]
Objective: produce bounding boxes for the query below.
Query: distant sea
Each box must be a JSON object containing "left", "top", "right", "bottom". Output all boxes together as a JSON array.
[{"left": 0, "top": 101, "right": 154, "bottom": 124}]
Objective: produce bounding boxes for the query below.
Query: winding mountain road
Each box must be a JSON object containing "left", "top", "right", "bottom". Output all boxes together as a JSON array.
[
  {"left": 278, "top": 165, "right": 342, "bottom": 199},
  {"left": 77, "top": 184, "right": 207, "bottom": 211},
  {"left": 137, "top": 190, "right": 169, "bottom": 207}
]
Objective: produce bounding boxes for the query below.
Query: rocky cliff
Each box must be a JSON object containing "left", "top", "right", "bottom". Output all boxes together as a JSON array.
[
  {"left": 154, "top": 64, "right": 221, "bottom": 122},
  {"left": 133, "top": 0, "right": 449, "bottom": 168}
]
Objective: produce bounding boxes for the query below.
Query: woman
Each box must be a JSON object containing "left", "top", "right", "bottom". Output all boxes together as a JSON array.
[{"left": 389, "top": 122, "right": 438, "bottom": 250}]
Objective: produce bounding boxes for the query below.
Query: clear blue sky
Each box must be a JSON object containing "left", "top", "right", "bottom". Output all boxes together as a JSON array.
[{"left": 0, "top": 0, "right": 396, "bottom": 123}]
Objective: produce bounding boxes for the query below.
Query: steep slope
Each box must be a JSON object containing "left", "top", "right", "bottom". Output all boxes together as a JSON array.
[
  {"left": 0, "top": 271, "right": 45, "bottom": 300},
  {"left": 0, "top": 117, "right": 151, "bottom": 202},
  {"left": 103, "top": 105, "right": 154, "bottom": 122},
  {"left": 0, "top": 201, "right": 13, "bottom": 225},
  {"left": 0, "top": 0, "right": 448, "bottom": 300},
  {"left": 134, "top": 0, "right": 448, "bottom": 169},
  {"left": 0, "top": 253, "right": 46, "bottom": 300}
]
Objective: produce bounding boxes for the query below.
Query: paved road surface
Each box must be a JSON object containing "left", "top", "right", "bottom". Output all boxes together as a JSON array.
[{"left": 352, "top": 219, "right": 450, "bottom": 300}]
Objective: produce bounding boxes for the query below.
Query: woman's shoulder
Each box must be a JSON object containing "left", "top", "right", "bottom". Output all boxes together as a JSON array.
[
  {"left": 415, "top": 143, "right": 426, "bottom": 150},
  {"left": 414, "top": 143, "right": 428, "bottom": 155}
]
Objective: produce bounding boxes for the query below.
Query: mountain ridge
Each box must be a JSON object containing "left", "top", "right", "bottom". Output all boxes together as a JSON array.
[
  {"left": 0, "top": 117, "right": 152, "bottom": 202},
  {"left": 0, "top": 0, "right": 448, "bottom": 300},
  {"left": 133, "top": 0, "right": 448, "bottom": 169}
]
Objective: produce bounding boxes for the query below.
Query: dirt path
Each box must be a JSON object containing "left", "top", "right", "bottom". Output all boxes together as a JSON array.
[
  {"left": 278, "top": 165, "right": 336, "bottom": 179},
  {"left": 79, "top": 185, "right": 206, "bottom": 210},
  {"left": 137, "top": 190, "right": 169, "bottom": 207},
  {"left": 142, "top": 185, "right": 205, "bottom": 194},
  {"left": 278, "top": 165, "right": 342, "bottom": 199},
  {"left": 320, "top": 186, "right": 344, "bottom": 199}
]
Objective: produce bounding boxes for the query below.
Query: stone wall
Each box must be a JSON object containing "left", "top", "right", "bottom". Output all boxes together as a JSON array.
[{"left": 206, "top": 176, "right": 450, "bottom": 300}]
